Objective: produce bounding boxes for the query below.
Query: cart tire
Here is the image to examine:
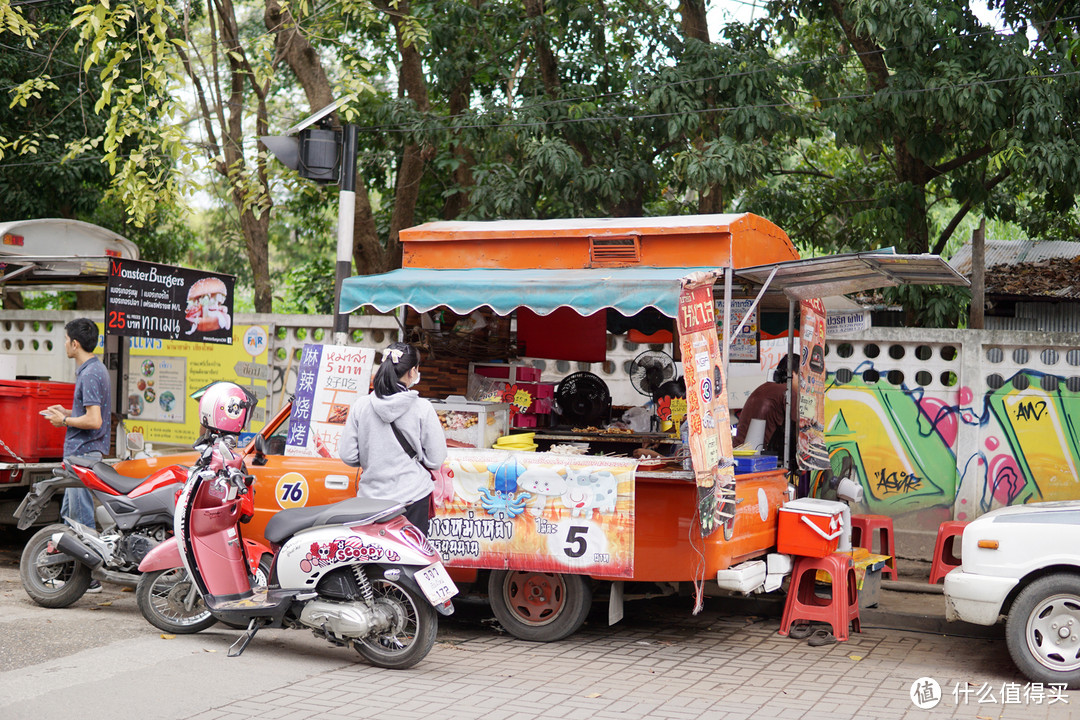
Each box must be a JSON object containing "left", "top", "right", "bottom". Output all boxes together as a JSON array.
[
  {"left": 1005, "top": 573, "right": 1080, "bottom": 689},
  {"left": 20, "top": 524, "right": 92, "bottom": 608},
  {"left": 488, "top": 570, "right": 591, "bottom": 642}
]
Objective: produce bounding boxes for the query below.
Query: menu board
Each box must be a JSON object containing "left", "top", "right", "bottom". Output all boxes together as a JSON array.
[
  {"left": 285, "top": 344, "right": 375, "bottom": 458},
  {"left": 677, "top": 275, "right": 736, "bottom": 540},
  {"left": 106, "top": 258, "right": 234, "bottom": 345},
  {"left": 719, "top": 298, "right": 759, "bottom": 361},
  {"left": 126, "top": 355, "right": 185, "bottom": 423}
]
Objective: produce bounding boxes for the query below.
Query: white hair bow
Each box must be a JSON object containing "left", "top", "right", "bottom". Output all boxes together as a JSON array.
[{"left": 383, "top": 347, "right": 404, "bottom": 364}]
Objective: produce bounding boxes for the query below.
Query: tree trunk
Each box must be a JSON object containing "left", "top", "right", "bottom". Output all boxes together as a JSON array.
[
  {"left": 523, "top": 0, "right": 561, "bottom": 96},
  {"left": 265, "top": 0, "right": 382, "bottom": 275},
  {"left": 382, "top": 0, "right": 431, "bottom": 267},
  {"left": 237, "top": 207, "right": 273, "bottom": 311},
  {"left": 679, "top": 0, "right": 709, "bottom": 42},
  {"left": 827, "top": 0, "right": 933, "bottom": 253},
  {"left": 678, "top": 0, "right": 724, "bottom": 215},
  {"left": 443, "top": 79, "right": 475, "bottom": 219},
  {"left": 969, "top": 218, "right": 985, "bottom": 329}
]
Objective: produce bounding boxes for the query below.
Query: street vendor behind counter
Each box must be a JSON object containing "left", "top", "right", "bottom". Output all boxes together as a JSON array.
[{"left": 734, "top": 355, "right": 797, "bottom": 457}]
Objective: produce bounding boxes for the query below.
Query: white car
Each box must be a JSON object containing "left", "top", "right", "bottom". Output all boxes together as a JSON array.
[{"left": 944, "top": 500, "right": 1080, "bottom": 688}]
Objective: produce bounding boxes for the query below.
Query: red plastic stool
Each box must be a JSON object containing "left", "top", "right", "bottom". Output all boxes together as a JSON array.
[
  {"left": 850, "top": 514, "right": 898, "bottom": 581},
  {"left": 928, "top": 520, "right": 968, "bottom": 584},
  {"left": 778, "top": 553, "right": 861, "bottom": 642}
]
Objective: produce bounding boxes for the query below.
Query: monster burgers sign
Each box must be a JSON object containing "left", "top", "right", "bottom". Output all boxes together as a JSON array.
[{"left": 106, "top": 258, "right": 235, "bottom": 344}]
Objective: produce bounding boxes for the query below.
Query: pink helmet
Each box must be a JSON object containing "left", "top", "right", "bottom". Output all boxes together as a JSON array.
[{"left": 194, "top": 381, "right": 256, "bottom": 434}]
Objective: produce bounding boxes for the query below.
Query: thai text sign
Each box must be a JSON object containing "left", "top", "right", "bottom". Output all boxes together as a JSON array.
[
  {"left": 677, "top": 275, "right": 736, "bottom": 539},
  {"left": 106, "top": 258, "right": 235, "bottom": 344},
  {"left": 286, "top": 344, "right": 375, "bottom": 458},
  {"left": 798, "top": 298, "right": 829, "bottom": 470},
  {"left": 429, "top": 449, "right": 637, "bottom": 577}
]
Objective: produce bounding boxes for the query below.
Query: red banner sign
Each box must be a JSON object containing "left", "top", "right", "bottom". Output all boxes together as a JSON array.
[{"left": 677, "top": 276, "right": 736, "bottom": 539}]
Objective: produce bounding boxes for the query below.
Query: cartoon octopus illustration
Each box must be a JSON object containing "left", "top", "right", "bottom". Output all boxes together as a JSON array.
[{"left": 478, "top": 455, "right": 531, "bottom": 518}]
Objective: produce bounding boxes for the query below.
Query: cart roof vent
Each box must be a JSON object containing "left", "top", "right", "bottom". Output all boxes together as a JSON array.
[{"left": 589, "top": 235, "right": 640, "bottom": 266}]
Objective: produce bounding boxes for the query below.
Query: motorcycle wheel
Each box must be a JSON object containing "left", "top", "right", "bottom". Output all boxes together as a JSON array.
[
  {"left": 353, "top": 578, "right": 437, "bottom": 669},
  {"left": 20, "top": 524, "right": 92, "bottom": 608},
  {"left": 136, "top": 568, "right": 218, "bottom": 634},
  {"left": 488, "top": 570, "right": 591, "bottom": 642}
]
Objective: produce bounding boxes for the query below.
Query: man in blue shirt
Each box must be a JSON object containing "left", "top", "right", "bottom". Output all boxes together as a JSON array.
[{"left": 44, "top": 318, "right": 111, "bottom": 540}]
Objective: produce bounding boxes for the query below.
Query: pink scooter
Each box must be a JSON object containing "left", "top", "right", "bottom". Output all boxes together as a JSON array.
[{"left": 145, "top": 434, "right": 456, "bottom": 669}]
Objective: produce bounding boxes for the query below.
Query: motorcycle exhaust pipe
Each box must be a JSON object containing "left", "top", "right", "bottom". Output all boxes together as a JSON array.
[
  {"left": 52, "top": 531, "right": 105, "bottom": 569},
  {"left": 90, "top": 568, "right": 139, "bottom": 589}
]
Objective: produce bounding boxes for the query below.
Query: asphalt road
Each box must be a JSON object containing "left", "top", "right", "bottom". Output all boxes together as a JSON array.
[{"left": 0, "top": 528, "right": 1074, "bottom": 720}]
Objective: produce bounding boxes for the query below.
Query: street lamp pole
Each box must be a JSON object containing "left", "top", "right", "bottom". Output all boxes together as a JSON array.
[{"left": 333, "top": 124, "right": 358, "bottom": 346}]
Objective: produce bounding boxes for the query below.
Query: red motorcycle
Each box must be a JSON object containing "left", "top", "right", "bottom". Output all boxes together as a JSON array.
[{"left": 14, "top": 454, "right": 269, "bottom": 633}]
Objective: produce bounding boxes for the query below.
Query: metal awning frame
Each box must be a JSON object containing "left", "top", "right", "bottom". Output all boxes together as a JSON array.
[
  {"left": 732, "top": 251, "right": 970, "bottom": 302},
  {"left": 0, "top": 255, "right": 116, "bottom": 288}
]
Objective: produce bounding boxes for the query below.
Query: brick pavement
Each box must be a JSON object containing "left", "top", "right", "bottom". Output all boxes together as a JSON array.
[{"left": 183, "top": 596, "right": 1074, "bottom": 720}]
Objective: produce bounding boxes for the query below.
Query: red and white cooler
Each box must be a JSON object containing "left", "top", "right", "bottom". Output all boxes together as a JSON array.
[{"left": 777, "top": 498, "right": 848, "bottom": 558}]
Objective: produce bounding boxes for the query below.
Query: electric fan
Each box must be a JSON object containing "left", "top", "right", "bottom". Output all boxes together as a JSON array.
[
  {"left": 629, "top": 350, "right": 677, "bottom": 400},
  {"left": 553, "top": 372, "right": 612, "bottom": 428}
]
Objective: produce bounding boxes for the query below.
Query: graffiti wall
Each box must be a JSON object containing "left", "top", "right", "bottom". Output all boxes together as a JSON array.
[{"left": 823, "top": 329, "right": 1080, "bottom": 542}]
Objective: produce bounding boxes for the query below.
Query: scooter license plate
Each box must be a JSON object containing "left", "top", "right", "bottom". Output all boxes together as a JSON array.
[{"left": 415, "top": 562, "right": 459, "bottom": 605}]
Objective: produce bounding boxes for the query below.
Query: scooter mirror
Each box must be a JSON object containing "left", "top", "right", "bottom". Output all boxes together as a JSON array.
[{"left": 126, "top": 431, "right": 145, "bottom": 452}]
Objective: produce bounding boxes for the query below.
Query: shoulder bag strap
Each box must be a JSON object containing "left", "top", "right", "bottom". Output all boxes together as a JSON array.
[{"left": 389, "top": 420, "right": 418, "bottom": 459}]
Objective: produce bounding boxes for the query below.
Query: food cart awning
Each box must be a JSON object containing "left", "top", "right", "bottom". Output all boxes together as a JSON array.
[
  {"left": 339, "top": 253, "right": 966, "bottom": 318},
  {"left": 340, "top": 267, "right": 715, "bottom": 318},
  {"left": 734, "top": 252, "right": 969, "bottom": 301}
]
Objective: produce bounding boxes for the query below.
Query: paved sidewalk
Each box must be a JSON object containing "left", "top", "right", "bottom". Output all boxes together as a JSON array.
[
  {"left": 186, "top": 591, "right": 1064, "bottom": 720},
  {"left": 2, "top": 534, "right": 1070, "bottom": 720}
]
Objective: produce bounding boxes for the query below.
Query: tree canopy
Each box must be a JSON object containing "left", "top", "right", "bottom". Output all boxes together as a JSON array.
[{"left": 2, "top": 0, "right": 1078, "bottom": 324}]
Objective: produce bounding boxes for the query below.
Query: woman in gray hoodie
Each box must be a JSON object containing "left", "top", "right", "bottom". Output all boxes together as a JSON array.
[{"left": 339, "top": 342, "right": 447, "bottom": 535}]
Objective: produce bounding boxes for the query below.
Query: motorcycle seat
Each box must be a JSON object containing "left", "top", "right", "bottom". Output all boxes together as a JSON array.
[
  {"left": 87, "top": 461, "right": 155, "bottom": 495},
  {"left": 264, "top": 497, "right": 406, "bottom": 545}
]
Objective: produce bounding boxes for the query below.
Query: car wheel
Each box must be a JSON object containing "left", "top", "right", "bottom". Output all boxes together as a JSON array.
[
  {"left": 1006, "top": 573, "right": 1080, "bottom": 689},
  {"left": 488, "top": 570, "right": 591, "bottom": 642}
]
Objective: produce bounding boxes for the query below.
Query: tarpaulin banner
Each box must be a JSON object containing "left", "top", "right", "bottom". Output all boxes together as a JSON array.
[
  {"left": 798, "top": 298, "right": 829, "bottom": 471},
  {"left": 429, "top": 449, "right": 637, "bottom": 577},
  {"left": 285, "top": 344, "right": 375, "bottom": 458},
  {"left": 123, "top": 325, "right": 270, "bottom": 444},
  {"left": 106, "top": 258, "right": 235, "bottom": 344},
  {"left": 677, "top": 275, "right": 736, "bottom": 539}
]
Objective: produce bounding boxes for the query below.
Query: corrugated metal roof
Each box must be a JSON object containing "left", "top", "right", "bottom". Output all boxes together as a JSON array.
[
  {"left": 949, "top": 240, "right": 1080, "bottom": 274},
  {"left": 735, "top": 252, "right": 969, "bottom": 300},
  {"left": 987, "top": 303, "right": 1080, "bottom": 332}
]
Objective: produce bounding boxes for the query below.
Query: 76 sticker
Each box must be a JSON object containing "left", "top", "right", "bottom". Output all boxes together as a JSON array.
[{"left": 275, "top": 472, "right": 309, "bottom": 509}]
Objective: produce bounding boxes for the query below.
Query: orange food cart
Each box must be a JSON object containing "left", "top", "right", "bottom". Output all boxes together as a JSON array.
[
  {"left": 112, "top": 213, "right": 963, "bottom": 641},
  {"left": 332, "top": 213, "right": 966, "bottom": 641}
]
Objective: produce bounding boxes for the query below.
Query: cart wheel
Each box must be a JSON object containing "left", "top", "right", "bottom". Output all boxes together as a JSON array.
[{"left": 488, "top": 570, "right": 591, "bottom": 642}]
